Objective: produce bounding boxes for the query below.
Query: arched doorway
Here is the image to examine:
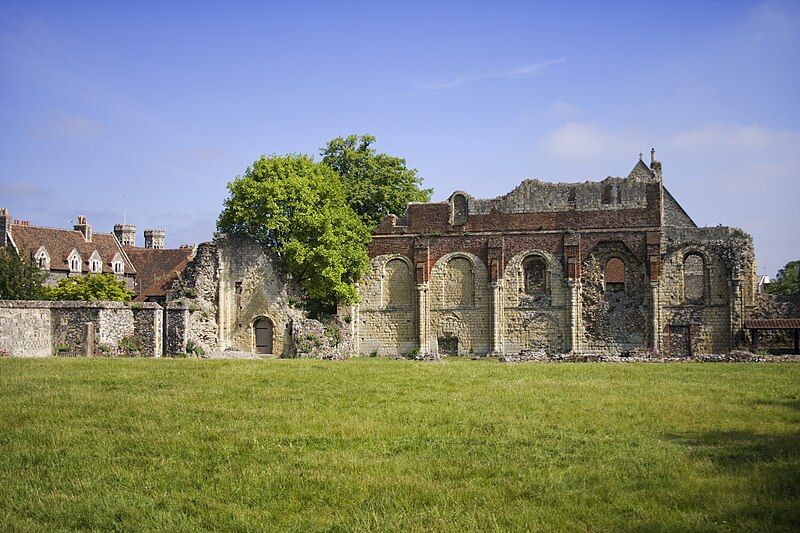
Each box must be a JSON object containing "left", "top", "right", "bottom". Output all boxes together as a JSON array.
[{"left": 254, "top": 317, "right": 274, "bottom": 354}]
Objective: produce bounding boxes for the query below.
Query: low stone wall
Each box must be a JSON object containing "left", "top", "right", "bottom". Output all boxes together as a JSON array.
[{"left": 0, "top": 300, "right": 174, "bottom": 357}]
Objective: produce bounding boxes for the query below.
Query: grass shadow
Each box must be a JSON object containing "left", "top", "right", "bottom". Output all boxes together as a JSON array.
[{"left": 664, "top": 429, "right": 800, "bottom": 529}]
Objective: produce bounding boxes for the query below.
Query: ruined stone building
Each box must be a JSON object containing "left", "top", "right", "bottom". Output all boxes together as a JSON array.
[
  {"left": 0, "top": 151, "right": 765, "bottom": 358},
  {"left": 349, "top": 152, "right": 757, "bottom": 357}
]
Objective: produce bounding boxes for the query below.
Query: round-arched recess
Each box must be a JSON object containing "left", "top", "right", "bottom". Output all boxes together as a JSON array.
[{"left": 253, "top": 317, "right": 274, "bottom": 354}]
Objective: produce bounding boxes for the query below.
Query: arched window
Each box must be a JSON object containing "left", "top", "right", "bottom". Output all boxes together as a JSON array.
[
  {"left": 444, "top": 256, "right": 474, "bottom": 307},
  {"left": 683, "top": 253, "right": 705, "bottom": 303},
  {"left": 253, "top": 317, "right": 274, "bottom": 354},
  {"left": 383, "top": 258, "right": 413, "bottom": 309},
  {"left": 604, "top": 257, "right": 625, "bottom": 292},
  {"left": 522, "top": 255, "right": 548, "bottom": 299},
  {"left": 35, "top": 248, "right": 50, "bottom": 270},
  {"left": 68, "top": 252, "right": 82, "bottom": 273},
  {"left": 451, "top": 194, "right": 468, "bottom": 226},
  {"left": 111, "top": 253, "right": 124, "bottom": 274},
  {"left": 89, "top": 252, "right": 102, "bottom": 273}
]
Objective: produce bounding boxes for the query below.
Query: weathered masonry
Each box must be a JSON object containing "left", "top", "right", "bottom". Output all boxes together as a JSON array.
[{"left": 347, "top": 152, "right": 757, "bottom": 357}]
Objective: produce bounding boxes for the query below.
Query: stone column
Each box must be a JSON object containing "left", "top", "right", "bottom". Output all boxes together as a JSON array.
[
  {"left": 567, "top": 279, "right": 582, "bottom": 353},
  {"left": 489, "top": 281, "right": 504, "bottom": 355},
  {"left": 83, "top": 322, "right": 95, "bottom": 357},
  {"left": 417, "top": 283, "right": 429, "bottom": 355},
  {"left": 650, "top": 281, "right": 661, "bottom": 352},
  {"left": 349, "top": 303, "right": 360, "bottom": 356},
  {"left": 729, "top": 278, "right": 744, "bottom": 348}
]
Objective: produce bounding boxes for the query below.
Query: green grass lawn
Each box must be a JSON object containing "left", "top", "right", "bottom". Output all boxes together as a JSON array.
[{"left": 0, "top": 358, "right": 798, "bottom": 531}]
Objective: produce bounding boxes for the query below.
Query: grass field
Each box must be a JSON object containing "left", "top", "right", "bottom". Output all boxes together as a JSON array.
[{"left": 0, "top": 358, "right": 798, "bottom": 531}]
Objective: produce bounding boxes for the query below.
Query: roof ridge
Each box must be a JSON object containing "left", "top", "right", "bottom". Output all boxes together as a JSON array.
[{"left": 13, "top": 222, "right": 117, "bottom": 237}]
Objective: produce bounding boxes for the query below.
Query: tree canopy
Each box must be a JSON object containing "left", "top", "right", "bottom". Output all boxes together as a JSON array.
[
  {"left": 217, "top": 154, "right": 370, "bottom": 315},
  {"left": 45, "top": 273, "right": 135, "bottom": 302},
  {"left": 766, "top": 260, "right": 800, "bottom": 297},
  {"left": 321, "top": 134, "right": 432, "bottom": 228},
  {"left": 0, "top": 248, "right": 48, "bottom": 300}
]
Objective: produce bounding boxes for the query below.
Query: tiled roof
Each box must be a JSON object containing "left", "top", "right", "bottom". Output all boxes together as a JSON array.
[
  {"left": 10, "top": 223, "right": 136, "bottom": 274},
  {"left": 745, "top": 319, "right": 800, "bottom": 329},
  {"left": 124, "top": 246, "right": 194, "bottom": 301}
]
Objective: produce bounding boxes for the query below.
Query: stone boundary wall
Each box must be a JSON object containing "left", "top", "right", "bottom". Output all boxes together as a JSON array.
[{"left": 0, "top": 300, "right": 182, "bottom": 357}]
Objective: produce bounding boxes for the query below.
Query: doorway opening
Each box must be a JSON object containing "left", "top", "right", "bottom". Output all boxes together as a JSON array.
[{"left": 254, "top": 317, "right": 274, "bottom": 354}]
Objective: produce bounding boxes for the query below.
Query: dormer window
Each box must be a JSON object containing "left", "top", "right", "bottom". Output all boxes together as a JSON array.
[
  {"left": 35, "top": 247, "right": 50, "bottom": 271},
  {"left": 88, "top": 251, "right": 103, "bottom": 273},
  {"left": 111, "top": 253, "right": 124, "bottom": 274},
  {"left": 68, "top": 251, "right": 82, "bottom": 273}
]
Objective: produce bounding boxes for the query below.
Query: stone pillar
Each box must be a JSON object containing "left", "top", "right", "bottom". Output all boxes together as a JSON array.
[
  {"left": 349, "top": 303, "right": 360, "bottom": 356},
  {"left": 567, "top": 279, "right": 582, "bottom": 353},
  {"left": 489, "top": 281, "right": 504, "bottom": 355},
  {"left": 417, "top": 283, "right": 429, "bottom": 355},
  {"left": 650, "top": 281, "right": 661, "bottom": 352},
  {"left": 83, "top": 322, "right": 95, "bottom": 357},
  {"left": 730, "top": 278, "right": 744, "bottom": 348}
]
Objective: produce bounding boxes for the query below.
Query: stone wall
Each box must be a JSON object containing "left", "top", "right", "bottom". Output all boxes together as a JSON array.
[
  {"left": 356, "top": 255, "right": 417, "bottom": 356},
  {"left": 502, "top": 250, "right": 568, "bottom": 354},
  {"left": 0, "top": 300, "right": 165, "bottom": 357},
  {"left": 429, "top": 252, "right": 490, "bottom": 355},
  {"left": 581, "top": 241, "right": 648, "bottom": 353},
  {"left": 168, "top": 234, "right": 353, "bottom": 358}
]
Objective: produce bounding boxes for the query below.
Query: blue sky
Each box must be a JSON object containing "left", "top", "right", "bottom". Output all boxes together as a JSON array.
[{"left": 1, "top": 0, "right": 798, "bottom": 276}]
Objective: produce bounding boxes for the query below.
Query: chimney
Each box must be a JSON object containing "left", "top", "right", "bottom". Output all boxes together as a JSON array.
[
  {"left": 114, "top": 223, "right": 136, "bottom": 247},
  {"left": 74, "top": 215, "right": 92, "bottom": 242},
  {"left": 144, "top": 229, "right": 165, "bottom": 249},
  {"left": 650, "top": 148, "right": 656, "bottom": 166},
  {"left": 0, "top": 207, "right": 9, "bottom": 248}
]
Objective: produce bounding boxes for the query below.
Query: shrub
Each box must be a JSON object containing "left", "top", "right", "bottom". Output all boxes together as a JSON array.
[
  {"left": 53, "top": 343, "right": 71, "bottom": 356},
  {"left": 186, "top": 340, "right": 205, "bottom": 357},
  {"left": 96, "top": 343, "right": 113, "bottom": 356},
  {"left": 324, "top": 325, "right": 342, "bottom": 346},
  {"left": 45, "top": 273, "right": 134, "bottom": 302},
  {"left": 184, "top": 288, "right": 198, "bottom": 299},
  {"left": 118, "top": 335, "right": 143, "bottom": 356}
]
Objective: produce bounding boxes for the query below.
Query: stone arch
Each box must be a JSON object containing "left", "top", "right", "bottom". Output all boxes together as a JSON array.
[
  {"left": 429, "top": 251, "right": 490, "bottom": 355},
  {"left": 604, "top": 257, "right": 625, "bottom": 292},
  {"left": 381, "top": 255, "right": 414, "bottom": 309},
  {"left": 450, "top": 191, "right": 469, "bottom": 226},
  {"left": 431, "top": 252, "right": 487, "bottom": 309},
  {"left": 581, "top": 241, "right": 647, "bottom": 351},
  {"left": 253, "top": 315, "right": 275, "bottom": 354},
  {"left": 682, "top": 253, "right": 705, "bottom": 303},
  {"left": 663, "top": 246, "right": 729, "bottom": 306},
  {"left": 503, "top": 249, "right": 566, "bottom": 308}
]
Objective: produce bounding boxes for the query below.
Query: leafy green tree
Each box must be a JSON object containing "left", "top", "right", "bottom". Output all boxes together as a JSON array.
[
  {"left": 0, "top": 248, "right": 48, "bottom": 300},
  {"left": 218, "top": 154, "right": 370, "bottom": 315},
  {"left": 45, "top": 273, "right": 135, "bottom": 302},
  {"left": 767, "top": 260, "right": 799, "bottom": 297},
  {"left": 321, "top": 134, "right": 432, "bottom": 228}
]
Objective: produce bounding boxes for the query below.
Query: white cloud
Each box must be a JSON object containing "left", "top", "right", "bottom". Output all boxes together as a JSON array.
[
  {"left": 666, "top": 122, "right": 800, "bottom": 151},
  {"left": 0, "top": 180, "right": 52, "bottom": 198},
  {"left": 540, "top": 122, "right": 638, "bottom": 160},
  {"left": 548, "top": 100, "right": 582, "bottom": 120},
  {"left": 414, "top": 58, "right": 565, "bottom": 91}
]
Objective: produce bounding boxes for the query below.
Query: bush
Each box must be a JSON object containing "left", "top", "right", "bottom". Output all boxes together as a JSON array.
[
  {"left": 96, "top": 343, "right": 113, "bottom": 356},
  {"left": 185, "top": 340, "right": 205, "bottom": 357},
  {"left": 53, "top": 343, "right": 71, "bottom": 356},
  {"left": 184, "top": 288, "right": 198, "bottom": 299},
  {"left": 45, "top": 273, "right": 134, "bottom": 302},
  {"left": 118, "top": 335, "right": 143, "bottom": 356}
]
